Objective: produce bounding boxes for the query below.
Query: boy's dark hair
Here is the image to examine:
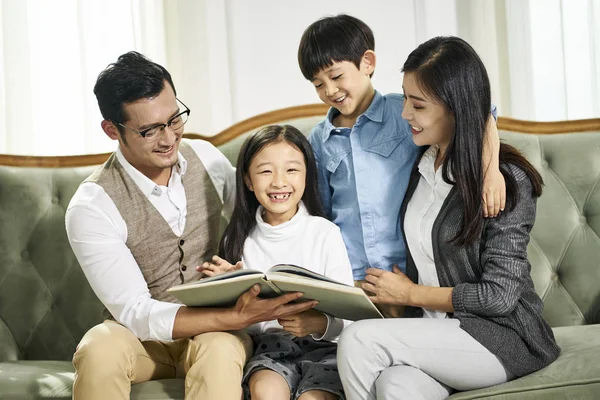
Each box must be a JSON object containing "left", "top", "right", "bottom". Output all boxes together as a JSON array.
[
  {"left": 403, "top": 36, "right": 543, "bottom": 246},
  {"left": 298, "top": 14, "right": 374, "bottom": 80},
  {"left": 219, "top": 125, "right": 326, "bottom": 263},
  {"left": 93, "top": 51, "right": 176, "bottom": 124}
]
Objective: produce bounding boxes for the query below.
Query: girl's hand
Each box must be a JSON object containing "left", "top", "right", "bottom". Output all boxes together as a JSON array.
[
  {"left": 362, "top": 265, "right": 415, "bottom": 306},
  {"left": 482, "top": 115, "right": 506, "bottom": 217},
  {"left": 196, "top": 255, "right": 242, "bottom": 277},
  {"left": 277, "top": 308, "right": 327, "bottom": 337}
]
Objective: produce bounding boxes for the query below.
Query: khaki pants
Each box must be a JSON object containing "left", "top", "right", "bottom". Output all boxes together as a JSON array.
[
  {"left": 354, "top": 280, "right": 405, "bottom": 318},
  {"left": 72, "top": 320, "right": 253, "bottom": 400}
]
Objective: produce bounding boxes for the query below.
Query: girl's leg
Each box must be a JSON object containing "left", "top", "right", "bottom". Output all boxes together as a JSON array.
[
  {"left": 297, "top": 389, "right": 339, "bottom": 400},
  {"left": 337, "top": 318, "right": 513, "bottom": 400},
  {"left": 248, "top": 369, "right": 291, "bottom": 400}
]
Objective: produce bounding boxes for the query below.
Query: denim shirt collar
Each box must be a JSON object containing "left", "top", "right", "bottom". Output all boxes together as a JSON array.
[{"left": 321, "top": 90, "right": 384, "bottom": 143}]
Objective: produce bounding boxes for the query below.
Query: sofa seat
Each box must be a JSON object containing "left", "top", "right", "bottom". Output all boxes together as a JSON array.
[
  {"left": 0, "top": 361, "right": 184, "bottom": 400},
  {"left": 449, "top": 324, "right": 600, "bottom": 399}
]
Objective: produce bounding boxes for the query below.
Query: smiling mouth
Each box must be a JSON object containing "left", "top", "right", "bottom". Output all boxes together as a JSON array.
[
  {"left": 411, "top": 125, "right": 423, "bottom": 133},
  {"left": 154, "top": 146, "right": 174, "bottom": 154},
  {"left": 334, "top": 95, "right": 347, "bottom": 103},
  {"left": 268, "top": 193, "right": 291, "bottom": 201}
]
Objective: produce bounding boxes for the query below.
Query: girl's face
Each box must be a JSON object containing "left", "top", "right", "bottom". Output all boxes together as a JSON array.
[
  {"left": 401, "top": 72, "right": 455, "bottom": 156},
  {"left": 244, "top": 140, "right": 307, "bottom": 226}
]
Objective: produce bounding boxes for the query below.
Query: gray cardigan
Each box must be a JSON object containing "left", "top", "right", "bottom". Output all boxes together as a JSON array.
[{"left": 401, "top": 158, "right": 560, "bottom": 377}]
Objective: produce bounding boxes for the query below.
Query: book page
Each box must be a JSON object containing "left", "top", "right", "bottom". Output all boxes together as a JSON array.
[{"left": 267, "top": 264, "right": 346, "bottom": 285}]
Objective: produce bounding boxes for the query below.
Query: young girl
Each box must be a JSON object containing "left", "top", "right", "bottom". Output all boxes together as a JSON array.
[
  {"left": 199, "top": 125, "right": 353, "bottom": 400},
  {"left": 336, "top": 37, "right": 560, "bottom": 399}
]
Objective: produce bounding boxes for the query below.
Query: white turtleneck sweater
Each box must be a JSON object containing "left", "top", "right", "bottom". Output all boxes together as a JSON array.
[{"left": 242, "top": 202, "right": 354, "bottom": 341}]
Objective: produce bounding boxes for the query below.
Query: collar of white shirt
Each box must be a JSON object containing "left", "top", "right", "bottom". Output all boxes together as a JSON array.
[
  {"left": 418, "top": 145, "right": 455, "bottom": 184},
  {"left": 254, "top": 201, "right": 308, "bottom": 241},
  {"left": 115, "top": 146, "right": 187, "bottom": 198}
]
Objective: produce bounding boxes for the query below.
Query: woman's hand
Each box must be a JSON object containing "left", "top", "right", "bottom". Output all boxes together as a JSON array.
[
  {"left": 362, "top": 265, "right": 415, "bottom": 306},
  {"left": 196, "top": 255, "right": 242, "bottom": 277},
  {"left": 277, "top": 308, "right": 327, "bottom": 337}
]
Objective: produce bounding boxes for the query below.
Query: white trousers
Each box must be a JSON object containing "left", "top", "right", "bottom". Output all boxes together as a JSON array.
[{"left": 337, "top": 318, "right": 514, "bottom": 400}]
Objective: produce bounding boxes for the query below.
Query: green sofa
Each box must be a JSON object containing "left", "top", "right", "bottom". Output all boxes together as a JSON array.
[{"left": 0, "top": 105, "right": 599, "bottom": 399}]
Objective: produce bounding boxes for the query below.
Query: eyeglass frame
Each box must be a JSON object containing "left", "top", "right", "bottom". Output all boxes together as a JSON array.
[{"left": 111, "top": 98, "right": 191, "bottom": 140}]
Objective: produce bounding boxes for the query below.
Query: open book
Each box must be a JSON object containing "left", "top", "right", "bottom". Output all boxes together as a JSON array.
[{"left": 167, "top": 264, "right": 383, "bottom": 321}]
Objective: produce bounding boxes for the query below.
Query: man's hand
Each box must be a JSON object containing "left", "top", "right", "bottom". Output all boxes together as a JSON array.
[
  {"left": 482, "top": 115, "right": 506, "bottom": 217},
  {"left": 232, "top": 285, "right": 318, "bottom": 328},
  {"left": 278, "top": 309, "right": 327, "bottom": 337},
  {"left": 197, "top": 255, "right": 242, "bottom": 277},
  {"left": 362, "top": 266, "right": 415, "bottom": 306}
]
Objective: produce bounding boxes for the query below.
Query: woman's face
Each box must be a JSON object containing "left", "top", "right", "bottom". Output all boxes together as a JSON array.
[{"left": 401, "top": 72, "right": 455, "bottom": 155}]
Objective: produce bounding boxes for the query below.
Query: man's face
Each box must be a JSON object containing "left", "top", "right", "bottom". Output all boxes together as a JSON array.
[
  {"left": 310, "top": 52, "right": 375, "bottom": 122},
  {"left": 114, "top": 83, "right": 183, "bottom": 183}
]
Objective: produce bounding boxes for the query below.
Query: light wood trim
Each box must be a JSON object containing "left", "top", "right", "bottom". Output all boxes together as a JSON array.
[
  {"left": 185, "top": 103, "right": 330, "bottom": 146},
  {"left": 0, "top": 153, "right": 113, "bottom": 168},
  {"left": 497, "top": 116, "right": 600, "bottom": 134},
  {"left": 2, "top": 104, "right": 600, "bottom": 168}
]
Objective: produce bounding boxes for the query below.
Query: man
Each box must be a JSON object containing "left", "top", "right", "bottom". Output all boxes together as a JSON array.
[{"left": 66, "top": 51, "right": 315, "bottom": 399}]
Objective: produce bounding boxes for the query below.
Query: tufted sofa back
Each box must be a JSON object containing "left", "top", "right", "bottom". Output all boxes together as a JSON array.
[
  {"left": 0, "top": 165, "right": 105, "bottom": 361},
  {"left": 500, "top": 130, "right": 600, "bottom": 328},
  {"left": 0, "top": 106, "right": 599, "bottom": 363}
]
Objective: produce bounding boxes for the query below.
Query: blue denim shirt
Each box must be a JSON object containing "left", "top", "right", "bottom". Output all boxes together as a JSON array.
[{"left": 308, "top": 92, "right": 418, "bottom": 279}]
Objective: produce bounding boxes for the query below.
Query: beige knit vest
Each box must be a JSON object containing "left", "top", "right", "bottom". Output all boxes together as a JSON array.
[{"left": 85, "top": 142, "right": 222, "bottom": 310}]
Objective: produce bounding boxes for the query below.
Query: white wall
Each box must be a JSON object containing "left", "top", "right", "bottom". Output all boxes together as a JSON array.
[{"left": 173, "top": 0, "right": 460, "bottom": 136}]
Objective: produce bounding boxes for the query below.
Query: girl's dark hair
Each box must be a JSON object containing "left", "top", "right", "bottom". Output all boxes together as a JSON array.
[
  {"left": 298, "top": 14, "right": 375, "bottom": 80},
  {"left": 403, "top": 36, "right": 543, "bottom": 246},
  {"left": 93, "top": 51, "right": 176, "bottom": 124},
  {"left": 219, "top": 125, "right": 326, "bottom": 262}
]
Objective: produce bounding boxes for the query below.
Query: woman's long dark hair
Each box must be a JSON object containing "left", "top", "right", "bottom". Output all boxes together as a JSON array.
[
  {"left": 403, "top": 36, "right": 543, "bottom": 245},
  {"left": 218, "top": 125, "right": 326, "bottom": 262}
]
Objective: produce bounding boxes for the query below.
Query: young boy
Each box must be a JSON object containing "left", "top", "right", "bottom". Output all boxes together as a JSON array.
[{"left": 298, "top": 15, "right": 504, "bottom": 298}]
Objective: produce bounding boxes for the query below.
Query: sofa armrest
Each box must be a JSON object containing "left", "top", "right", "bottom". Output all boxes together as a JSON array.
[{"left": 0, "top": 317, "right": 19, "bottom": 361}]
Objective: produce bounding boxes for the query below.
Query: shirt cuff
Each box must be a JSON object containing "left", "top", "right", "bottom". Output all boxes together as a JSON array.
[
  {"left": 148, "top": 302, "right": 184, "bottom": 341},
  {"left": 310, "top": 314, "right": 344, "bottom": 342}
]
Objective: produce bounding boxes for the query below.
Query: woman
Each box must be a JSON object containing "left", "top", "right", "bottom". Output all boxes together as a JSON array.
[{"left": 336, "top": 36, "right": 560, "bottom": 400}]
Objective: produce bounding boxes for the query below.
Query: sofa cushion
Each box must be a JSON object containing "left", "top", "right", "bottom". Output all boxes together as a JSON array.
[
  {"left": 0, "top": 361, "right": 184, "bottom": 400},
  {"left": 448, "top": 324, "right": 600, "bottom": 399}
]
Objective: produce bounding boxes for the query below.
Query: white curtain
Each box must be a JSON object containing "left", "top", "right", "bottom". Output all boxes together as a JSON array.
[
  {"left": 3, "top": 0, "right": 598, "bottom": 156},
  {"left": 459, "top": 0, "right": 600, "bottom": 121}
]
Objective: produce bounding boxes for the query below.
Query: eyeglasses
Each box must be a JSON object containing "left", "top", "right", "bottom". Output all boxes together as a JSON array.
[{"left": 113, "top": 98, "right": 191, "bottom": 142}]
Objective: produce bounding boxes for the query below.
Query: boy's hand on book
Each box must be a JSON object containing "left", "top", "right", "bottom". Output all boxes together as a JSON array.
[
  {"left": 197, "top": 256, "right": 242, "bottom": 277},
  {"left": 233, "top": 284, "right": 319, "bottom": 327},
  {"left": 277, "top": 309, "right": 327, "bottom": 337},
  {"left": 362, "top": 265, "right": 415, "bottom": 306}
]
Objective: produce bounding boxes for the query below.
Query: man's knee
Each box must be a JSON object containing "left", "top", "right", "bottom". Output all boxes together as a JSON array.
[
  {"left": 73, "top": 322, "right": 137, "bottom": 374},
  {"left": 188, "top": 330, "right": 252, "bottom": 367}
]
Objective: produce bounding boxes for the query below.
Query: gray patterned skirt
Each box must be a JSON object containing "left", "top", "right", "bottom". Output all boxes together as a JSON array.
[{"left": 242, "top": 332, "right": 344, "bottom": 399}]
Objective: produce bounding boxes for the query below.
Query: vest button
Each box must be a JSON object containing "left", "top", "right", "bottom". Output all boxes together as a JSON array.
[
  {"left": 179, "top": 239, "right": 185, "bottom": 246},
  {"left": 181, "top": 265, "right": 187, "bottom": 271}
]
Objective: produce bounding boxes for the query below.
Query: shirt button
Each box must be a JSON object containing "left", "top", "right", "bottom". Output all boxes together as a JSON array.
[
  {"left": 181, "top": 265, "right": 187, "bottom": 271},
  {"left": 179, "top": 239, "right": 185, "bottom": 246}
]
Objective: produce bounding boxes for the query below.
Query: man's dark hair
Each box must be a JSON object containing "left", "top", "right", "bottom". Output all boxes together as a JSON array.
[
  {"left": 93, "top": 51, "right": 176, "bottom": 124},
  {"left": 298, "top": 14, "right": 375, "bottom": 80}
]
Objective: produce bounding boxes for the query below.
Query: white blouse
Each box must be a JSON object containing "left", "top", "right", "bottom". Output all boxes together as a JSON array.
[{"left": 404, "top": 146, "right": 452, "bottom": 319}]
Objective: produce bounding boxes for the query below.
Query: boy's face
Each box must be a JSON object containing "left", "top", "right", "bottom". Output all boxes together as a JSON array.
[{"left": 311, "top": 51, "right": 375, "bottom": 122}]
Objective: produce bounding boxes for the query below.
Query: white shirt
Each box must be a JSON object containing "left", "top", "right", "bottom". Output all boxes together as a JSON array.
[
  {"left": 404, "top": 146, "right": 451, "bottom": 319},
  {"left": 242, "top": 202, "right": 354, "bottom": 342},
  {"left": 65, "top": 139, "right": 236, "bottom": 341}
]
